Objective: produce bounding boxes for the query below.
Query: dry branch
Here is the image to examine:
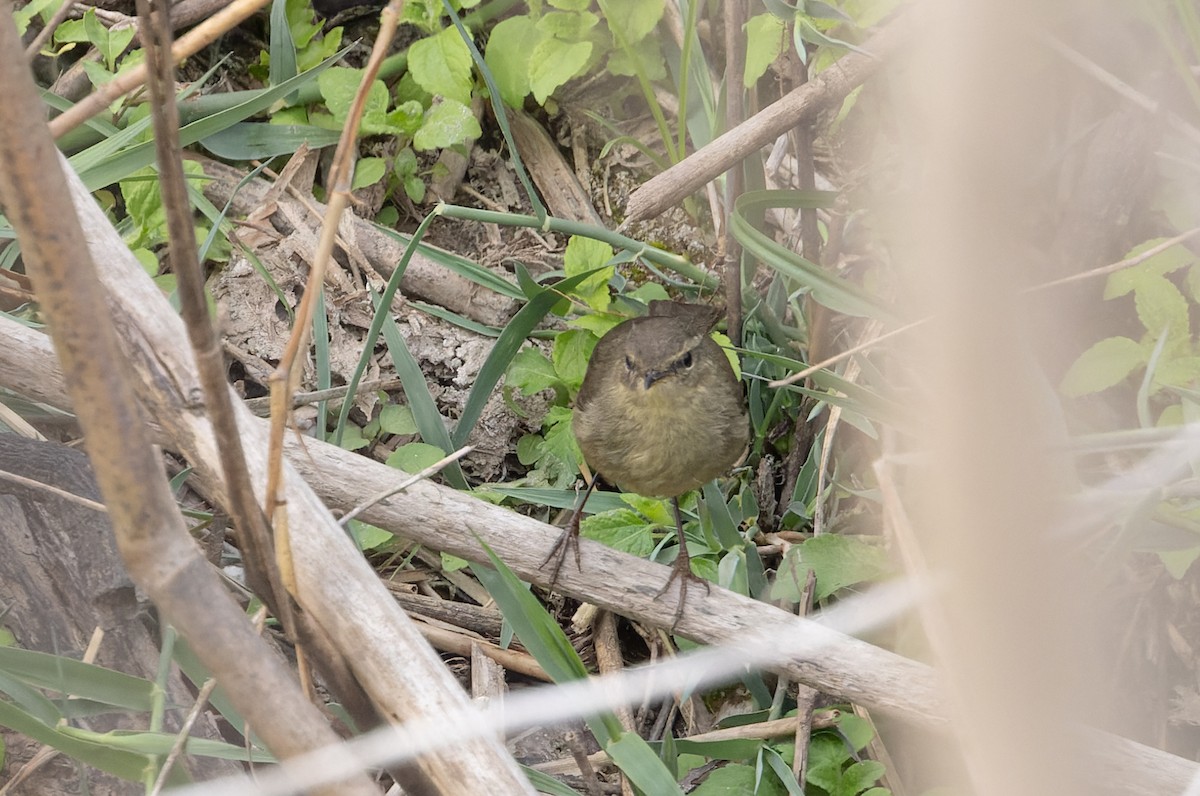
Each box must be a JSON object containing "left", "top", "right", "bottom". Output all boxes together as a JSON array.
[
  {"left": 1, "top": 50, "right": 534, "bottom": 796},
  {"left": 3, "top": 316, "right": 1198, "bottom": 793},
  {"left": 199, "top": 157, "right": 518, "bottom": 327},
  {"left": 622, "top": 12, "right": 909, "bottom": 224},
  {"left": 0, "top": 9, "right": 376, "bottom": 795}
]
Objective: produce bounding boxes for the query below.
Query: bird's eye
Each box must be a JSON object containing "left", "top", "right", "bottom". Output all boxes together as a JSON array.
[
  {"left": 680, "top": 351, "right": 694, "bottom": 369},
  {"left": 625, "top": 355, "right": 635, "bottom": 371}
]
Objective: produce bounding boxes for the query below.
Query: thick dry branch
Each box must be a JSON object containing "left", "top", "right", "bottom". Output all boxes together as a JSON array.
[
  {"left": 3, "top": 317, "right": 1198, "bottom": 794},
  {"left": 198, "top": 157, "right": 518, "bottom": 328},
  {"left": 38, "top": 150, "right": 534, "bottom": 794},
  {"left": 0, "top": 10, "right": 375, "bottom": 795},
  {"left": 622, "top": 13, "right": 909, "bottom": 224}
]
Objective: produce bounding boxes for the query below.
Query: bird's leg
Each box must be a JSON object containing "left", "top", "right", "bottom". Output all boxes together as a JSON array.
[
  {"left": 541, "top": 476, "right": 599, "bottom": 588},
  {"left": 656, "top": 496, "right": 711, "bottom": 630}
]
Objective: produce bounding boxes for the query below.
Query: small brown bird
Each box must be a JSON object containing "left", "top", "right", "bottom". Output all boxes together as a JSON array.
[{"left": 544, "top": 300, "right": 749, "bottom": 627}]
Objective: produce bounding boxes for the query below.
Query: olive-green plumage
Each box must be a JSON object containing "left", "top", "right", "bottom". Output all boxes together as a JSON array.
[
  {"left": 572, "top": 303, "right": 748, "bottom": 498},
  {"left": 543, "top": 300, "right": 747, "bottom": 629}
]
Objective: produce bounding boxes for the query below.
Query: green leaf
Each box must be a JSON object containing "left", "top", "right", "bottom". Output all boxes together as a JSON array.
[
  {"left": 386, "top": 100, "right": 426, "bottom": 136},
  {"left": 770, "top": 535, "right": 890, "bottom": 603},
  {"left": 516, "top": 433, "right": 544, "bottom": 466},
  {"left": 0, "top": 699, "right": 152, "bottom": 782},
  {"left": 339, "top": 423, "right": 370, "bottom": 451},
  {"left": 537, "top": 10, "right": 600, "bottom": 39},
  {"left": 580, "top": 509, "right": 656, "bottom": 556},
  {"left": 529, "top": 38, "right": 592, "bottom": 104},
  {"left": 268, "top": 0, "right": 299, "bottom": 89},
  {"left": 620, "top": 494, "right": 673, "bottom": 526},
  {"left": 484, "top": 16, "right": 538, "bottom": 107},
  {"left": 318, "top": 67, "right": 391, "bottom": 131},
  {"left": 836, "top": 711, "right": 876, "bottom": 752},
  {"left": 834, "top": 760, "right": 886, "bottom": 796},
  {"left": 744, "top": 14, "right": 786, "bottom": 87},
  {"left": 1133, "top": 274, "right": 1190, "bottom": 342},
  {"left": 1160, "top": 547, "right": 1200, "bottom": 579},
  {"left": 551, "top": 329, "right": 598, "bottom": 392},
  {"left": 72, "top": 47, "right": 349, "bottom": 190},
  {"left": 733, "top": 191, "right": 888, "bottom": 320},
  {"left": 1060, "top": 336, "right": 1145, "bottom": 397},
  {"left": 13, "top": 0, "right": 58, "bottom": 37},
  {"left": 606, "top": 33, "right": 667, "bottom": 81},
  {"left": 371, "top": 287, "right": 468, "bottom": 488},
  {"left": 379, "top": 403, "right": 418, "bottom": 435},
  {"left": 385, "top": 442, "right": 448, "bottom": 474},
  {"left": 507, "top": 346, "right": 560, "bottom": 395},
  {"left": 537, "top": 406, "right": 583, "bottom": 488},
  {"left": 806, "top": 733, "right": 853, "bottom": 791},
  {"left": 414, "top": 99, "right": 482, "bottom": 150},
  {"left": 408, "top": 26, "right": 475, "bottom": 105},
  {"left": 563, "top": 235, "right": 615, "bottom": 310},
  {"left": 352, "top": 157, "right": 387, "bottom": 190},
  {"left": 470, "top": 550, "right": 591, "bottom": 685},
  {"left": 449, "top": 268, "right": 605, "bottom": 449},
  {"left": 691, "top": 763, "right": 784, "bottom": 795},
  {"left": 602, "top": 0, "right": 665, "bottom": 43},
  {"left": 569, "top": 311, "right": 625, "bottom": 336},
  {"left": 1157, "top": 356, "right": 1200, "bottom": 389},
  {"left": 1106, "top": 239, "right": 1196, "bottom": 299},
  {"left": 200, "top": 123, "right": 340, "bottom": 159},
  {"left": 348, "top": 519, "right": 394, "bottom": 551}
]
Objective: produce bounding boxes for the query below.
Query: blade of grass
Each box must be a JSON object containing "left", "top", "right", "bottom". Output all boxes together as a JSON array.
[
  {"left": 372, "top": 286, "right": 468, "bottom": 489},
  {"left": 732, "top": 190, "right": 893, "bottom": 321},
  {"left": 409, "top": 300, "right": 503, "bottom": 336},
  {"left": 451, "top": 268, "right": 602, "bottom": 448},
  {"left": 437, "top": 204, "right": 719, "bottom": 289},
  {"left": 472, "top": 542, "right": 684, "bottom": 792},
  {"left": 373, "top": 223, "right": 524, "bottom": 299},
  {"left": 73, "top": 45, "right": 352, "bottom": 190},
  {"left": 0, "top": 647, "right": 154, "bottom": 711},
  {"left": 0, "top": 698, "right": 154, "bottom": 782},
  {"left": 334, "top": 210, "right": 437, "bottom": 448},
  {"left": 441, "top": 0, "right": 545, "bottom": 222}
]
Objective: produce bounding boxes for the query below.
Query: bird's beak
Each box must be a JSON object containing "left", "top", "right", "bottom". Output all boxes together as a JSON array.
[{"left": 643, "top": 370, "right": 668, "bottom": 390}]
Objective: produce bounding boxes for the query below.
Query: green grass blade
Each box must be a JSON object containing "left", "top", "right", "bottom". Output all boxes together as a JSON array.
[
  {"left": 373, "top": 287, "right": 468, "bottom": 488},
  {"left": 607, "top": 732, "right": 686, "bottom": 795},
  {"left": 478, "top": 485, "right": 628, "bottom": 513},
  {"left": 521, "top": 766, "right": 580, "bottom": 795},
  {"left": 334, "top": 211, "right": 437, "bottom": 448},
  {"left": 441, "top": 0, "right": 545, "bottom": 222},
  {"left": 470, "top": 550, "right": 589, "bottom": 684},
  {"left": 410, "top": 300, "right": 503, "bottom": 336},
  {"left": 0, "top": 668, "right": 62, "bottom": 725},
  {"left": 732, "top": 190, "right": 893, "bottom": 321},
  {"left": 437, "top": 204, "right": 719, "bottom": 289},
  {"left": 0, "top": 698, "right": 153, "bottom": 782},
  {"left": 73, "top": 45, "right": 352, "bottom": 190},
  {"left": 451, "top": 268, "right": 602, "bottom": 448},
  {"left": 373, "top": 224, "right": 524, "bottom": 299},
  {"left": 200, "top": 123, "right": 341, "bottom": 160},
  {"left": 0, "top": 647, "right": 154, "bottom": 711},
  {"left": 314, "top": 289, "right": 332, "bottom": 442},
  {"left": 268, "top": 0, "right": 299, "bottom": 90}
]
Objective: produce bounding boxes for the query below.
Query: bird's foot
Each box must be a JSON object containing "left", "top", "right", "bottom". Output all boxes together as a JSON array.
[
  {"left": 656, "top": 545, "right": 710, "bottom": 631},
  {"left": 541, "top": 515, "right": 583, "bottom": 589}
]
